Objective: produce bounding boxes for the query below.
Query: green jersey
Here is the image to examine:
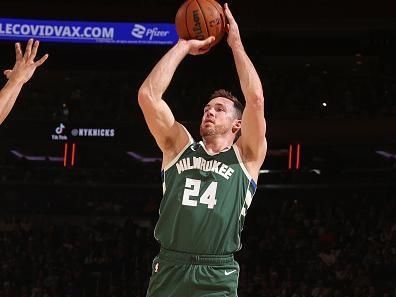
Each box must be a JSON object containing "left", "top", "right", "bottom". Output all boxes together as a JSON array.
[{"left": 154, "top": 140, "right": 257, "bottom": 255}]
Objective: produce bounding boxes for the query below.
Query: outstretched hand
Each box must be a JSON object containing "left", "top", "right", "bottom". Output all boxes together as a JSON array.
[
  {"left": 224, "top": 3, "right": 242, "bottom": 49},
  {"left": 3, "top": 39, "right": 48, "bottom": 84},
  {"left": 181, "top": 36, "right": 216, "bottom": 56}
]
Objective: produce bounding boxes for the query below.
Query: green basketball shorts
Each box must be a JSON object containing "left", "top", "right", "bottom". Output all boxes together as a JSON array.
[{"left": 146, "top": 248, "right": 240, "bottom": 297}]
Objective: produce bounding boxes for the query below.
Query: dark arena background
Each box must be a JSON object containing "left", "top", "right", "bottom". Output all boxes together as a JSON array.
[{"left": 0, "top": 0, "right": 395, "bottom": 296}]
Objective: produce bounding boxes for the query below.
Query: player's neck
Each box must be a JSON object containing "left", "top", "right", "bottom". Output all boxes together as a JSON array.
[{"left": 202, "top": 136, "right": 233, "bottom": 154}]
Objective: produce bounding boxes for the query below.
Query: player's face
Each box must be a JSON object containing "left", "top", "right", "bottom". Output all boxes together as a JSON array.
[{"left": 200, "top": 97, "right": 237, "bottom": 138}]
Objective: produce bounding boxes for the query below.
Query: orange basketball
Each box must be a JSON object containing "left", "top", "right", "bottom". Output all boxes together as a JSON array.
[{"left": 175, "top": 0, "right": 226, "bottom": 48}]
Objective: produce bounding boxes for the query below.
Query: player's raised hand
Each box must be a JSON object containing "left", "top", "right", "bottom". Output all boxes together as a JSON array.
[
  {"left": 3, "top": 39, "right": 48, "bottom": 84},
  {"left": 179, "top": 36, "right": 216, "bottom": 56},
  {"left": 224, "top": 3, "right": 242, "bottom": 49}
]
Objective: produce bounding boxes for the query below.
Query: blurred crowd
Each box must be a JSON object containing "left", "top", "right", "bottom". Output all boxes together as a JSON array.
[{"left": 0, "top": 187, "right": 395, "bottom": 297}]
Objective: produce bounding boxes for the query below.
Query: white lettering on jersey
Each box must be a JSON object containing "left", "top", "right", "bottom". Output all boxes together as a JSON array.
[{"left": 176, "top": 157, "right": 235, "bottom": 180}]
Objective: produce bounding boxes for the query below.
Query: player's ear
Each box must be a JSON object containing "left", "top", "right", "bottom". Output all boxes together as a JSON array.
[{"left": 232, "top": 119, "right": 241, "bottom": 134}]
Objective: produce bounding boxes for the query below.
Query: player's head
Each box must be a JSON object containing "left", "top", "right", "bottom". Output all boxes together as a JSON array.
[{"left": 200, "top": 89, "right": 244, "bottom": 141}]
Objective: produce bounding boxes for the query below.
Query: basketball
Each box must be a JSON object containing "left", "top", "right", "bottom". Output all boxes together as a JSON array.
[{"left": 175, "top": 0, "right": 226, "bottom": 48}]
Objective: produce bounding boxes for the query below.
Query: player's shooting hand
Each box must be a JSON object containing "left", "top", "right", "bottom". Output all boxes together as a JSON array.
[
  {"left": 224, "top": 3, "right": 243, "bottom": 49},
  {"left": 183, "top": 36, "right": 215, "bottom": 55},
  {"left": 3, "top": 39, "right": 48, "bottom": 84}
]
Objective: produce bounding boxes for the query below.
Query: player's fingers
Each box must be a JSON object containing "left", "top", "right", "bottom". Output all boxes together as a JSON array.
[
  {"left": 24, "top": 39, "right": 33, "bottom": 61},
  {"left": 202, "top": 36, "right": 215, "bottom": 46},
  {"left": 224, "top": 3, "right": 235, "bottom": 23},
  {"left": 198, "top": 48, "right": 211, "bottom": 55},
  {"left": 15, "top": 43, "right": 23, "bottom": 61},
  {"left": 34, "top": 54, "right": 49, "bottom": 67},
  {"left": 30, "top": 40, "right": 40, "bottom": 61},
  {"left": 4, "top": 70, "right": 12, "bottom": 79}
]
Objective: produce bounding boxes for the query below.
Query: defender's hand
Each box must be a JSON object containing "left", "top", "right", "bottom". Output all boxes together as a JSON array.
[{"left": 4, "top": 39, "right": 48, "bottom": 84}]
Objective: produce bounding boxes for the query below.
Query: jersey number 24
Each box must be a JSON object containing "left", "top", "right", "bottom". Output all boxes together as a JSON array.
[{"left": 182, "top": 178, "right": 218, "bottom": 209}]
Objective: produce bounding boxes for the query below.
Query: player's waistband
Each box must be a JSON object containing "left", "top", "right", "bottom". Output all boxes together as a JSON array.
[{"left": 159, "top": 248, "right": 234, "bottom": 265}]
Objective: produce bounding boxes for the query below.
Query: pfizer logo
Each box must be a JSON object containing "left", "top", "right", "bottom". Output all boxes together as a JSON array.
[
  {"left": 131, "top": 24, "right": 146, "bottom": 39},
  {"left": 71, "top": 129, "right": 78, "bottom": 136}
]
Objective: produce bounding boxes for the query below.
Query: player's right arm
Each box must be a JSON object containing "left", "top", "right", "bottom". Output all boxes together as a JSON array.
[{"left": 138, "top": 37, "right": 214, "bottom": 165}]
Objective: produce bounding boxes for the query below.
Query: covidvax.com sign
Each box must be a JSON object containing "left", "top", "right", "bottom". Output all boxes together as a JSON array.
[{"left": 0, "top": 18, "right": 178, "bottom": 45}]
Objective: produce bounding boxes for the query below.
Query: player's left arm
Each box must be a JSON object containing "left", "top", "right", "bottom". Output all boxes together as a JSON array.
[{"left": 225, "top": 3, "right": 267, "bottom": 181}]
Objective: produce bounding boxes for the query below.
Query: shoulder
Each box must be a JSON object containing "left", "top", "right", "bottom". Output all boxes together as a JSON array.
[
  {"left": 162, "top": 125, "right": 195, "bottom": 170},
  {"left": 234, "top": 140, "right": 266, "bottom": 182}
]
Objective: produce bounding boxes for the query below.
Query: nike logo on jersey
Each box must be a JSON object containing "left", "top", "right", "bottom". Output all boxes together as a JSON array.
[{"left": 224, "top": 270, "right": 236, "bottom": 276}]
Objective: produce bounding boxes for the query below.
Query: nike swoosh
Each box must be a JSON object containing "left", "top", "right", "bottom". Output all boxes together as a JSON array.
[{"left": 224, "top": 270, "right": 236, "bottom": 276}]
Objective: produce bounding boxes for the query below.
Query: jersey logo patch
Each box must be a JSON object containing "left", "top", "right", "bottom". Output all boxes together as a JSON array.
[{"left": 190, "top": 143, "right": 200, "bottom": 151}]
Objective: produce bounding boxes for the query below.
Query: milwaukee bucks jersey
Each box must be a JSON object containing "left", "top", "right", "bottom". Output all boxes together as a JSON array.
[{"left": 154, "top": 140, "right": 257, "bottom": 255}]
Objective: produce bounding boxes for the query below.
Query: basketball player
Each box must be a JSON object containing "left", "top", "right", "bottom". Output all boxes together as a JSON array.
[
  {"left": 0, "top": 39, "right": 48, "bottom": 125},
  {"left": 138, "top": 4, "right": 266, "bottom": 296}
]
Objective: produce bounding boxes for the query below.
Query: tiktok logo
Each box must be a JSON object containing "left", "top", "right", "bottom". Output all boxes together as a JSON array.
[
  {"left": 52, "top": 123, "right": 68, "bottom": 141},
  {"left": 55, "top": 123, "right": 66, "bottom": 135}
]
